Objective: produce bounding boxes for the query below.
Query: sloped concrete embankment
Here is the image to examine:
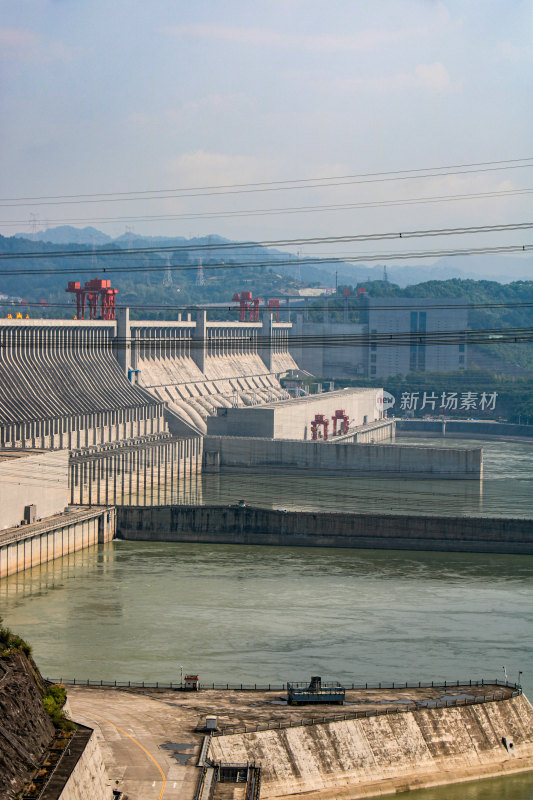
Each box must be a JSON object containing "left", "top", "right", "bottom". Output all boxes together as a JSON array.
[{"left": 209, "top": 694, "right": 533, "bottom": 799}]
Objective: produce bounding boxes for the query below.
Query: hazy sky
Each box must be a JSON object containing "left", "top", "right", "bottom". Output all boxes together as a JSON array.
[{"left": 1, "top": 0, "right": 532, "bottom": 260}]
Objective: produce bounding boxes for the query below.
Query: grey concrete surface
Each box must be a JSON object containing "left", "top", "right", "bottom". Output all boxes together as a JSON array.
[
  {"left": 202, "top": 436, "right": 482, "bottom": 478},
  {"left": 0, "top": 449, "right": 69, "bottom": 530},
  {"left": 115, "top": 504, "right": 533, "bottom": 555},
  {"left": 206, "top": 388, "right": 381, "bottom": 440}
]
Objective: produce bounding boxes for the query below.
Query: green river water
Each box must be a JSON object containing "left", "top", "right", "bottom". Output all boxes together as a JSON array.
[{"left": 1, "top": 437, "right": 533, "bottom": 798}]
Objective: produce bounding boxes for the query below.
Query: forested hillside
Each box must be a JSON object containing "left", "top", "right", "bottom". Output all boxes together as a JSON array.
[
  {"left": 0, "top": 234, "right": 305, "bottom": 319},
  {"left": 1, "top": 234, "right": 532, "bottom": 373}
]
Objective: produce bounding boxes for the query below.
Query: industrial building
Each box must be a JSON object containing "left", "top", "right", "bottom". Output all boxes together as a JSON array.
[
  {"left": 290, "top": 296, "right": 468, "bottom": 379},
  {"left": 206, "top": 387, "right": 381, "bottom": 440}
]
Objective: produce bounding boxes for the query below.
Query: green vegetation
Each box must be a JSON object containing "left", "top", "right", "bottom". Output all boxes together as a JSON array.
[
  {"left": 0, "top": 615, "right": 32, "bottom": 657},
  {"left": 42, "top": 684, "right": 75, "bottom": 732},
  {"left": 0, "top": 616, "right": 74, "bottom": 732},
  {"left": 0, "top": 233, "right": 305, "bottom": 321}
]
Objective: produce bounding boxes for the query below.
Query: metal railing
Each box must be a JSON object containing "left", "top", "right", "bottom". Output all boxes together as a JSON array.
[{"left": 44, "top": 676, "right": 521, "bottom": 694}]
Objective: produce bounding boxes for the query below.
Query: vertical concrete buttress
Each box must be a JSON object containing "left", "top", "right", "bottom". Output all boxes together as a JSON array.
[
  {"left": 192, "top": 310, "right": 207, "bottom": 372},
  {"left": 260, "top": 312, "right": 273, "bottom": 370},
  {"left": 116, "top": 307, "right": 131, "bottom": 374}
]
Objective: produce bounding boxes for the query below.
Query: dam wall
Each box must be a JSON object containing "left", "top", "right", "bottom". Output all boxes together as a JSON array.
[
  {"left": 0, "top": 506, "right": 115, "bottom": 579},
  {"left": 0, "top": 312, "right": 296, "bottom": 446},
  {"left": 209, "top": 692, "right": 533, "bottom": 799},
  {"left": 202, "top": 436, "right": 482, "bottom": 478},
  {"left": 115, "top": 505, "right": 533, "bottom": 555},
  {"left": 69, "top": 434, "right": 203, "bottom": 505},
  {"left": 0, "top": 320, "right": 165, "bottom": 450},
  {"left": 125, "top": 311, "right": 297, "bottom": 434}
]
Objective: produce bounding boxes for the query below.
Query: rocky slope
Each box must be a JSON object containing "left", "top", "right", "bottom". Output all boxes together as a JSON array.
[{"left": 0, "top": 649, "right": 55, "bottom": 799}]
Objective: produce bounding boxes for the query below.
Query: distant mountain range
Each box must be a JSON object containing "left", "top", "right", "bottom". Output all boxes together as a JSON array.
[{"left": 14, "top": 225, "right": 533, "bottom": 287}]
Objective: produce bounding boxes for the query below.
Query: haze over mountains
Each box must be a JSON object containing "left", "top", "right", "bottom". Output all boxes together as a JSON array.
[{"left": 15, "top": 225, "right": 533, "bottom": 288}]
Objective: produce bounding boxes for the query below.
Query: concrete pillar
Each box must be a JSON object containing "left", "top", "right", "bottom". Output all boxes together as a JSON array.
[
  {"left": 259, "top": 312, "right": 273, "bottom": 370},
  {"left": 192, "top": 310, "right": 207, "bottom": 372},
  {"left": 116, "top": 307, "right": 131, "bottom": 374}
]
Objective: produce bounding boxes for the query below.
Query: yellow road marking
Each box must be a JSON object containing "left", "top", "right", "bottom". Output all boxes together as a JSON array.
[{"left": 71, "top": 707, "right": 166, "bottom": 800}]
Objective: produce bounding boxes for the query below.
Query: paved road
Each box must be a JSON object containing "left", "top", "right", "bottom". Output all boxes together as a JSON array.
[{"left": 69, "top": 687, "right": 200, "bottom": 800}]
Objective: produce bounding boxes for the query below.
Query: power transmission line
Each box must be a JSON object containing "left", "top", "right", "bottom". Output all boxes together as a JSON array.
[
  {"left": 0, "top": 244, "right": 531, "bottom": 276},
  {"left": 2, "top": 156, "right": 531, "bottom": 202},
  {"left": 1, "top": 188, "right": 531, "bottom": 229},
  {"left": 2, "top": 161, "right": 533, "bottom": 208},
  {"left": 2, "top": 222, "right": 532, "bottom": 260},
  {"left": 0, "top": 327, "right": 532, "bottom": 347}
]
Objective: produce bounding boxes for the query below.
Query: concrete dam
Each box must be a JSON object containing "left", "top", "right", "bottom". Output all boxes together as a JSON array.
[
  {"left": 117, "top": 308, "right": 296, "bottom": 435},
  {"left": 0, "top": 307, "right": 489, "bottom": 578},
  {"left": 0, "top": 310, "right": 296, "bottom": 447}
]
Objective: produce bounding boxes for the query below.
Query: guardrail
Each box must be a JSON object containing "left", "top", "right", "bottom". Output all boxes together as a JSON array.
[{"left": 45, "top": 677, "right": 521, "bottom": 693}]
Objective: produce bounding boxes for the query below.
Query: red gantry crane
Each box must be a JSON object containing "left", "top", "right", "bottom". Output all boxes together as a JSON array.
[{"left": 66, "top": 279, "right": 118, "bottom": 320}]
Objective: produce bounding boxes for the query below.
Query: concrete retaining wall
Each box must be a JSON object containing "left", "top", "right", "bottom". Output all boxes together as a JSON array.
[
  {"left": 203, "top": 436, "right": 482, "bottom": 478},
  {"left": 0, "top": 507, "right": 115, "bottom": 579},
  {"left": 209, "top": 693, "right": 533, "bottom": 799},
  {"left": 115, "top": 505, "right": 533, "bottom": 555},
  {"left": 0, "top": 450, "right": 69, "bottom": 530},
  {"left": 396, "top": 419, "right": 533, "bottom": 440},
  {"left": 56, "top": 728, "right": 112, "bottom": 800}
]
